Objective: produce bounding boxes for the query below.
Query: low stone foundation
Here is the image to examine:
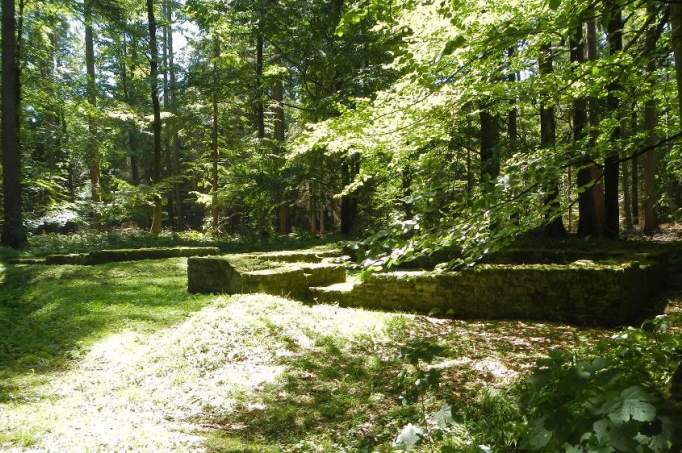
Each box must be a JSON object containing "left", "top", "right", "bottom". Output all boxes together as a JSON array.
[
  {"left": 45, "top": 247, "right": 221, "bottom": 265},
  {"left": 187, "top": 255, "right": 346, "bottom": 300},
  {"left": 311, "top": 254, "right": 668, "bottom": 327}
]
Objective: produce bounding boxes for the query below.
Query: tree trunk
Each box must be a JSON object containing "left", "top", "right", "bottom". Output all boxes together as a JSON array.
[
  {"left": 84, "top": 0, "right": 103, "bottom": 227},
  {"left": 340, "top": 154, "right": 359, "bottom": 235},
  {"left": 166, "top": 0, "right": 183, "bottom": 230},
  {"left": 587, "top": 18, "right": 606, "bottom": 235},
  {"left": 255, "top": 31, "right": 265, "bottom": 139},
  {"left": 631, "top": 111, "right": 640, "bottom": 227},
  {"left": 211, "top": 39, "right": 220, "bottom": 233},
  {"left": 162, "top": 0, "right": 174, "bottom": 228},
  {"left": 572, "top": 24, "right": 598, "bottom": 238},
  {"left": 671, "top": 1, "right": 682, "bottom": 126},
  {"left": 507, "top": 47, "right": 518, "bottom": 154},
  {"left": 539, "top": 43, "right": 566, "bottom": 237},
  {"left": 479, "top": 108, "right": 500, "bottom": 183},
  {"left": 603, "top": 1, "right": 622, "bottom": 239},
  {"left": 643, "top": 7, "right": 658, "bottom": 235},
  {"left": 1, "top": 0, "right": 27, "bottom": 248},
  {"left": 273, "top": 78, "right": 290, "bottom": 234},
  {"left": 622, "top": 154, "right": 633, "bottom": 230},
  {"left": 146, "top": 0, "right": 163, "bottom": 235}
]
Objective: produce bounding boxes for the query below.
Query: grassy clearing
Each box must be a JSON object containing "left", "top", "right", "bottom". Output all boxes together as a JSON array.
[{"left": 0, "top": 255, "right": 616, "bottom": 452}]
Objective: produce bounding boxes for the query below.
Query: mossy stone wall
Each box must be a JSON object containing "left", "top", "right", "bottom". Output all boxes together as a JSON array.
[
  {"left": 187, "top": 256, "right": 346, "bottom": 299},
  {"left": 46, "top": 247, "right": 220, "bottom": 265},
  {"left": 332, "top": 257, "right": 666, "bottom": 326}
]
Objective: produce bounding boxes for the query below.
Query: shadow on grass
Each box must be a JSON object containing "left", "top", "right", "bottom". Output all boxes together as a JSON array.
[
  {"left": 0, "top": 259, "right": 208, "bottom": 403},
  {"left": 211, "top": 332, "right": 419, "bottom": 451}
]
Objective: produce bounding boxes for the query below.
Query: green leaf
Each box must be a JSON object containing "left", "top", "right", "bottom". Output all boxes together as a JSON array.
[{"left": 548, "top": 0, "right": 561, "bottom": 10}]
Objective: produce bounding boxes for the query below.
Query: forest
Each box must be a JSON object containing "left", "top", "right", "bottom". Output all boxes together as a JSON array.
[{"left": 1, "top": 0, "right": 682, "bottom": 451}]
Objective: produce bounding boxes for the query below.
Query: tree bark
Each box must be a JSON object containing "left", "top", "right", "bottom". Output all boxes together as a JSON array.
[
  {"left": 340, "top": 154, "right": 359, "bottom": 235},
  {"left": 539, "top": 43, "right": 566, "bottom": 237},
  {"left": 211, "top": 39, "right": 220, "bottom": 233},
  {"left": 166, "top": 0, "right": 183, "bottom": 230},
  {"left": 479, "top": 108, "right": 500, "bottom": 183},
  {"left": 631, "top": 111, "right": 640, "bottom": 227},
  {"left": 643, "top": 10, "right": 658, "bottom": 235},
  {"left": 255, "top": 31, "right": 265, "bottom": 139},
  {"left": 670, "top": 1, "right": 682, "bottom": 126},
  {"left": 507, "top": 47, "right": 518, "bottom": 154},
  {"left": 273, "top": 78, "right": 290, "bottom": 234},
  {"left": 84, "top": 0, "right": 103, "bottom": 227},
  {"left": 587, "top": 18, "right": 606, "bottom": 235},
  {"left": 573, "top": 24, "right": 598, "bottom": 238},
  {"left": 1, "top": 0, "right": 27, "bottom": 248},
  {"left": 146, "top": 0, "right": 163, "bottom": 235},
  {"left": 162, "top": 0, "right": 174, "bottom": 228},
  {"left": 603, "top": 1, "right": 622, "bottom": 239}
]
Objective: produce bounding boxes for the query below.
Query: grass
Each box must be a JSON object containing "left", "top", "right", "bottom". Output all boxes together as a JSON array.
[{"left": 0, "top": 243, "right": 674, "bottom": 452}]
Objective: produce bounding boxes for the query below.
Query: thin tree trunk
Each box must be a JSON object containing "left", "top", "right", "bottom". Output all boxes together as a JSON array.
[
  {"left": 211, "top": 39, "right": 220, "bottom": 233},
  {"left": 631, "top": 110, "right": 639, "bottom": 227},
  {"left": 255, "top": 31, "right": 265, "bottom": 139},
  {"left": 166, "top": 0, "right": 183, "bottom": 230},
  {"left": 273, "top": 78, "right": 290, "bottom": 234},
  {"left": 84, "top": 0, "right": 103, "bottom": 227},
  {"left": 671, "top": 1, "right": 682, "bottom": 125},
  {"left": 146, "top": 0, "right": 163, "bottom": 235},
  {"left": 587, "top": 18, "right": 606, "bottom": 235},
  {"left": 622, "top": 153, "right": 633, "bottom": 230},
  {"left": 539, "top": 43, "right": 566, "bottom": 237},
  {"left": 604, "top": 1, "right": 622, "bottom": 239},
  {"left": 643, "top": 3, "right": 659, "bottom": 233},
  {"left": 162, "top": 0, "right": 174, "bottom": 228},
  {"left": 1, "top": 0, "right": 27, "bottom": 248},
  {"left": 507, "top": 47, "right": 518, "bottom": 153}
]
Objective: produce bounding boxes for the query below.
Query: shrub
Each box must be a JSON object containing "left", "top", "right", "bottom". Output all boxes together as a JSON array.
[{"left": 519, "top": 315, "right": 682, "bottom": 452}]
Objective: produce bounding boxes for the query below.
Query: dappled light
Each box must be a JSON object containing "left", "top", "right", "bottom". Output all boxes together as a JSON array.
[{"left": 2, "top": 0, "right": 682, "bottom": 450}]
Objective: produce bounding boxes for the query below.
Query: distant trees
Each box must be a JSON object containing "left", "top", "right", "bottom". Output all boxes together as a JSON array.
[{"left": 3, "top": 0, "right": 682, "bottom": 250}]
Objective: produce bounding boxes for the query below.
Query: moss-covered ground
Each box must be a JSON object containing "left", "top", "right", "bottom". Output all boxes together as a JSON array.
[{"left": 1, "top": 252, "right": 643, "bottom": 452}]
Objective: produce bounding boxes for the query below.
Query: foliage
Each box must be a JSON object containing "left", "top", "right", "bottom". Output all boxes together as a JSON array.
[{"left": 519, "top": 315, "right": 682, "bottom": 452}]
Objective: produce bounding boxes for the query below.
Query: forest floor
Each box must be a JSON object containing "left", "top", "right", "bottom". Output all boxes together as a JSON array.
[{"left": 0, "top": 254, "right": 678, "bottom": 452}]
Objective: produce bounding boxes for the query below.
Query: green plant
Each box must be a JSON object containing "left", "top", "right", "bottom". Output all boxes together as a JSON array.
[{"left": 519, "top": 315, "right": 682, "bottom": 452}]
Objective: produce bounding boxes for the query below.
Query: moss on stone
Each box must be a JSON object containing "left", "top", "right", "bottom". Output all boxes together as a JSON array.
[
  {"left": 187, "top": 256, "right": 346, "bottom": 300},
  {"left": 46, "top": 247, "right": 220, "bottom": 265},
  {"left": 312, "top": 253, "right": 668, "bottom": 327}
]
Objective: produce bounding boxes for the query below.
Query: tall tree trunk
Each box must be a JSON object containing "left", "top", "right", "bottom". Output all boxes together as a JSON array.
[
  {"left": 643, "top": 3, "right": 659, "bottom": 234},
  {"left": 587, "top": 18, "right": 606, "bottom": 235},
  {"left": 120, "top": 32, "right": 140, "bottom": 187},
  {"left": 573, "top": 24, "right": 598, "bottom": 238},
  {"left": 162, "top": 0, "right": 174, "bottom": 228},
  {"left": 211, "top": 39, "right": 220, "bottom": 233},
  {"left": 539, "top": 43, "right": 566, "bottom": 237},
  {"left": 166, "top": 0, "right": 183, "bottom": 230},
  {"left": 622, "top": 153, "right": 633, "bottom": 230},
  {"left": 507, "top": 47, "right": 518, "bottom": 153},
  {"left": 631, "top": 112, "right": 640, "bottom": 227},
  {"left": 147, "top": 0, "right": 163, "bottom": 235},
  {"left": 84, "top": 0, "right": 103, "bottom": 227},
  {"left": 603, "top": 1, "right": 622, "bottom": 239},
  {"left": 1, "top": 0, "right": 27, "bottom": 248},
  {"left": 273, "top": 78, "right": 290, "bottom": 234},
  {"left": 255, "top": 31, "right": 265, "bottom": 139},
  {"left": 671, "top": 1, "right": 682, "bottom": 125}
]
